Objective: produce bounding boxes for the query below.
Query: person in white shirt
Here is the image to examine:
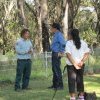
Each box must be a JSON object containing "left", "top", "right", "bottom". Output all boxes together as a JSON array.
[{"left": 65, "top": 29, "right": 90, "bottom": 100}]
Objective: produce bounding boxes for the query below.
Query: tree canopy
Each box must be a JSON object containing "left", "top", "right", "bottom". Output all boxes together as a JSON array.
[{"left": 0, "top": 0, "right": 99, "bottom": 54}]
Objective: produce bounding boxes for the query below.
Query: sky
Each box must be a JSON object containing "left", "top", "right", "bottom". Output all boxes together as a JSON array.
[
  {"left": 25, "top": 0, "right": 34, "bottom": 4},
  {"left": 25, "top": 0, "right": 95, "bottom": 12},
  {"left": 80, "top": 6, "right": 95, "bottom": 12}
]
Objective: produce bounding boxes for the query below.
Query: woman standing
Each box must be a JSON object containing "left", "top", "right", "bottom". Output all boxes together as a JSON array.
[{"left": 65, "top": 29, "right": 90, "bottom": 100}]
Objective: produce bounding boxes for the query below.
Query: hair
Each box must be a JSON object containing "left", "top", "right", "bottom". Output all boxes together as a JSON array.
[
  {"left": 20, "top": 29, "right": 30, "bottom": 37},
  {"left": 51, "top": 22, "right": 61, "bottom": 31},
  {"left": 69, "top": 29, "right": 81, "bottom": 49}
]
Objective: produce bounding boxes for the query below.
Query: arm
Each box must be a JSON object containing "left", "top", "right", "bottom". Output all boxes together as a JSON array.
[
  {"left": 15, "top": 42, "right": 28, "bottom": 55},
  {"left": 82, "top": 53, "right": 89, "bottom": 63},
  {"left": 79, "top": 41, "right": 90, "bottom": 67},
  {"left": 66, "top": 53, "right": 75, "bottom": 65},
  {"left": 65, "top": 42, "right": 81, "bottom": 69},
  {"left": 79, "top": 53, "right": 89, "bottom": 67},
  {"left": 66, "top": 53, "right": 81, "bottom": 69},
  {"left": 82, "top": 41, "right": 90, "bottom": 62},
  {"left": 58, "top": 33, "right": 66, "bottom": 53},
  {"left": 29, "top": 41, "right": 34, "bottom": 55},
  {"left": 29, "top": 46, "right": 34, "bottom": 55}
]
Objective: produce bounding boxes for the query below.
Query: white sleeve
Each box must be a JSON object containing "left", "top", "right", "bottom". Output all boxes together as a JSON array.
[
  {"left": 65, "top": 42, "right": 71, "bottom": 54},
  {"left": 83, "top": 41, "right": 90, "bottom": 53}
]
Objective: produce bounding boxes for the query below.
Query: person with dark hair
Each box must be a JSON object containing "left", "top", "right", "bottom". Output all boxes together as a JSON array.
[
  {"left": 48, "top": 23, "right": 66, "bottom": 90},
  {"left": 20, "top": 29, "right": 30, "bottom": 37},
  {"left": 15, "top": 29, "right": 33, "bottom": 91},
  {"left": 65, "top": 29, "right": 90, "bottom": 100}
]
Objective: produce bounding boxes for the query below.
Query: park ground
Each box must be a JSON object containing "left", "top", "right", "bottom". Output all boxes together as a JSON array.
[
  {"left": 0, "top": 74, "right": 100, "bottom": 100},
  {"left": 0, "top": 54, "right": 100, "bottom": 100}
]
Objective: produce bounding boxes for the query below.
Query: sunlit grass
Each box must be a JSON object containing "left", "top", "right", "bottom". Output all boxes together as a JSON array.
[
  {"left": 84, "top": 74, "right": 100, "bottom": 98},
  {"left": 0, "top": 53, "right": 100, "bottom": 100},
  {"left": 0, "top": 74, "right": 100, "bottom": 100}
]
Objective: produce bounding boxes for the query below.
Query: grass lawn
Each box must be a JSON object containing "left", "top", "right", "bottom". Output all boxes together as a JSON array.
[
  {"left": 0, "top": 54, "right": 100, "bottom": 100},
  {"left": 0, "top": 74, "right": 100, "bottom": 100}
]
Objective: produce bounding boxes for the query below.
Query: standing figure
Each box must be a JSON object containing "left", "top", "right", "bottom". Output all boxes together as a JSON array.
[
  {"left": 49, "top": 23, "right": 66, "bottom": 90},
  {"left": 65, "top": 29, "right": 90, "bottom": 100},
  {"left": 15, "top": 29, "right": 33, "bottom": 91}
]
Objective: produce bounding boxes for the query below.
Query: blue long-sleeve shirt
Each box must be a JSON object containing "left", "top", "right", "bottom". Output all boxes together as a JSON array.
[
  {"left": 51, "top": 31, "right": 66, "bottom": 52},
  {"left": 15, "top": 38, "right": 33, "bottom": 59}
]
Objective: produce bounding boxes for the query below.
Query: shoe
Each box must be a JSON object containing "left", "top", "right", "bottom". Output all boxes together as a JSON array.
[
  {"left": 54, "top": 87, "right": 63, "bottom": 90},
  {"left": 78, "top": 95, "right": 84, "bottom": 100},
  {"left": 15, "top": 88, "right": 21, "bottom": 92},
  {"left": 48, "top": 85, "right": 54, "bottom": 89}
]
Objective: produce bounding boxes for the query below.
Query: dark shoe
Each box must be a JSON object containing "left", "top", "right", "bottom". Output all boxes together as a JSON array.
[
  {"left": 15, "top": 88, "right": 21, "bottom": 92},
  {"left": 54, "top": 87, "right": 63, "bottom": 90},
  {"left": 48, "top": 85, "right": 54, "bottom": 89}
]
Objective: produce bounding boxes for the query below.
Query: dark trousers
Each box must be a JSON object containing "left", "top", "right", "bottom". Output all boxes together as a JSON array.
[
  {"left": 67, "top": 65, "right": 84, "bottom": 93},
  {"left": 15, "top": 59, "right": 31, "bottom": 89},
  {"left": 52, "top": 52, "right": 63, "bottom": 88}
]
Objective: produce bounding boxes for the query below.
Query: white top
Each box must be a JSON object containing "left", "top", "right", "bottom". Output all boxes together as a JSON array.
[{"left": 65, "top": 40, "right": 90, "bottom": 65}]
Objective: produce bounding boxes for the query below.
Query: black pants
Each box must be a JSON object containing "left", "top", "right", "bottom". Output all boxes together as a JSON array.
[
  {"left": 52, "top": 52, "right": 63, "bottom": 88},
  {"left": 15, "top": 59, "right": 31, "bottom": 89},
  {"left": 67, "top": 65, "right": 84, "bottom": 93}
]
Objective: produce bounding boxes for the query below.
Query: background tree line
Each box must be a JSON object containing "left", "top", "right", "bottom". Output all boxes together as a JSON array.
[{"left": 0, "top": 0, "right": 100, "bottom": 54}]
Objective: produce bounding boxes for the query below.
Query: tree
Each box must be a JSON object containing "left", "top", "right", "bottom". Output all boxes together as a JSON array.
[
  {"left": 26, "top": 0, "right": 50, "bottom": 52},
  {"left": 67, "top": 0, "right": 81, "bottom": 30},
  {"left": 63, "top": 0, "right": 68, "bottom": 38},
  {"left": 74, "top": 0, "right": 98, "bottom": 47},
  {"left": 0, "top": 0, "right": 16, "bottom": 54},
  {"left": 41, "top": 0, "right": 50, "bottom": 52},
  {"left": 92, "top": 0, "right": 100, "bottom": 42},
  {"left": 17, "top": 0, "right": 27, "bottom": 28},
  {"left": 48, "top": 0, "right": 81, "bottom": 38},
  {"left": 0, "top": 0, "right": 99, "bottom": 54}
]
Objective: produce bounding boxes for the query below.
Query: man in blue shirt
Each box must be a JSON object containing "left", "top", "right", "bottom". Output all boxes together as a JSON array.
[
  {"left": 15, "top": 29, "right": 33, "bottom": 91},
  {"left": 49, "top": 23, "right": 66, "bottom": 90}
]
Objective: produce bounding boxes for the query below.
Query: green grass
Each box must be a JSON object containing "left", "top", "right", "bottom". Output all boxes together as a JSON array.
[
  {"left": 0, "top": 53, "right": 100, "bottom": 100},
  {"left": 0, "top": 74, "right": 100, "bottom": 100}
]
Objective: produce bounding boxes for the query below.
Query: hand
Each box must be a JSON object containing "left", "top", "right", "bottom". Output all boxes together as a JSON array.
[
  {"left": 73, "top": 62, "right": 81, "bottom": 70},
  {"left": 28, "top": 48, "right": 33, "bottom": 54},
  {"left": 28, "top": 50, "right": 32, "bottom": 54},
  {"left": 58, "top": 52, "right": 64, "bottom": 57},
  {"left": 78, "top": 61, "right": 84, "bottom": 68}
]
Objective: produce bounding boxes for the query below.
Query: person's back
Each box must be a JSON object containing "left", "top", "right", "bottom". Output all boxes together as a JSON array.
[
  {"left": 65, "top": 40, "right": 89, "bottom": 66},
  {"left": 51, "top": 31, "right": 65, "bottom": 53},
  {"left": 65, "top": 29, "right": 90, "bottom": 100}
]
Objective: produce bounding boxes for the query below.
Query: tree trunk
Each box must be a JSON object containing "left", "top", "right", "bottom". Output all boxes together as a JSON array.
[
  {"left": 96, "top": 8, "right": 100, "bottom": 43},
  {"left": 41, "top": 0, "right": 50, "bottom": 52},
  {"left": 25, "top": 1, "right": 42, "bottom": 52},
  {"left": 63, "top": 1, "right": 68, "bottom": 39},
  {"left": 67, "top": 0, "right": 75, "bottom": 30},
  {"left": 17, "top": 0, "right": 27, "bottom": 28},
  {"left": 34, "top": 0, "right": 43, "bottom": 52},
  {"left": 42, "top": 22, "right": 50, "bottom": 52},
  {"left": 96, "top": 19, "right": 100, "bottom": 43},
  {"left": 1, "top": 18, "right": 6, "bottom": 55},
  {"left": 67, "top": 0, "right": 81, "bottom": 30}
]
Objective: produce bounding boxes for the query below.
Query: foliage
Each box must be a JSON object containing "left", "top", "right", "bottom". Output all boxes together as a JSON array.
[
  {"left": 0, "top": 0, "right": 100, "bottom": 54},
  {"left": 74, "top": 3, "right": 98, "bottom": 46}
]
